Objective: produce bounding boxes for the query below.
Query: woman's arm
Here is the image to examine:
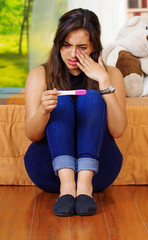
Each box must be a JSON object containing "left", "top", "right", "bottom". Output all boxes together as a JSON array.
[
  {"left": 101, "top": 66, "right": 127, "bottom": 138},
  {"left": 25, "top": 66, "right": 58, "bottom": 142},
  {"left": 76, "top": 51, "right": 127, "bottom": 138}
]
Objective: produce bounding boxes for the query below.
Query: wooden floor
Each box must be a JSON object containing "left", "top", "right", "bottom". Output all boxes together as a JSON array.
[{"left": 0, "top": 185, "right": 147, "bottom": 240}]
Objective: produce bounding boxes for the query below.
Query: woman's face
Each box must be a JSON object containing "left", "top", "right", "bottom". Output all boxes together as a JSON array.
[{"left": 60, "top": 28, "right": 94, "bottom": 75}]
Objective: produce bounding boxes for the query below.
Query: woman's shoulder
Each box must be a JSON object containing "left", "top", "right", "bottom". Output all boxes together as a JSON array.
[
  {"left": 27, "top": 65, "right": 46, "bottom": 84},
  {"left": 28, "top": 65, "right": 46, "bottom": 79},
  {"left": 25, "top": 65, "right": 47, "bottom": 91}
]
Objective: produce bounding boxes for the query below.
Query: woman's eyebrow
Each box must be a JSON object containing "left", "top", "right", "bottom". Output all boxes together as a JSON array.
[
  {"left": 64, "top": 41, "right": 88, "bottom": 46},
  {"left": 77, "top": 44, "right": 88, "bottom": 46},
  {"left": 64, "top": 41, "right": 71, "bottom": 45}
]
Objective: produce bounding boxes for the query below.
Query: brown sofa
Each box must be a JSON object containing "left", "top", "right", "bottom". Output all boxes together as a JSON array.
[{"left": 0, "top": 93, "right": 148, "bottom": 186}]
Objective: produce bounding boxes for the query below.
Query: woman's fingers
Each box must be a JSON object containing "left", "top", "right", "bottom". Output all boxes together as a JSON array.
[
  {"left": 98, "top": 56, "right": 104, "bottom": 66},
  {"left": 42, "top": 94, "right": 58, "bottom": 101},
  {"left": 43, "top": 100, "right": 58, "bottom": 111},
  {"left": 76, "top": 50, "right": 92, "bottom": 68},
  {"left": 76, "top": 51, "right": 109, "bottom": 83},
  {"left": 43, "top": 88, "right": 58, "bottom": 96},
  {"left": 41, "top": 89, "right": 58, "bottom": 113},
  {"left": 42, "top": 89, "right": 58, "bottom": 101},
  {"left": 76, "top": 61, "right": 87, "bottom": 73}
]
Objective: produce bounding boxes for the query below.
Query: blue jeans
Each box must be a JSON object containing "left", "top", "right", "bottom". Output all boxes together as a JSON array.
[{"left": 24, "top": 90, "right": 123, "bottom": 192}]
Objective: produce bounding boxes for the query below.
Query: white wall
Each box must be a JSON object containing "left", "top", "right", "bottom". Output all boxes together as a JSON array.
[{"left": 68, "top": 0, "right": 128, "bottom": 46}]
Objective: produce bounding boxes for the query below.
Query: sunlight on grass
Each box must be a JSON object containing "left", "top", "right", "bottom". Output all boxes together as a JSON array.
[
  {"left": 0, "top": 34, "right": 27, "bottom": 54},
  {"left": 0, "top": 53, "right": 28, "bottom": 87},
  {"left": 0, "top": 34, "right": 29, "bottom": 87}
]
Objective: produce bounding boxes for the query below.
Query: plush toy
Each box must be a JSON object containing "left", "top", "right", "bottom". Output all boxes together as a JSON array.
[{"left": 102, "top": 16, "right": 148, "bottom": 97}]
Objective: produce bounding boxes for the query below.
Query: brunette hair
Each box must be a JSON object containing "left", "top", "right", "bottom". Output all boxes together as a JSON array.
[{"left": 44, "top": 8, "right": 102, "bottom": 90}]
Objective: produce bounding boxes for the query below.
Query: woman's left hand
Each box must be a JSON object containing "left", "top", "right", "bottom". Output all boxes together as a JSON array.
[{"left": 76, "top": 50, "right": 111, "bottom": 86}]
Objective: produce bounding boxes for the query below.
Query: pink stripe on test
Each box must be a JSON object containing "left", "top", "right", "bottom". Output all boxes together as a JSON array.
[{"left": 75, "top": 90, "right": 87, "bottom": 95}]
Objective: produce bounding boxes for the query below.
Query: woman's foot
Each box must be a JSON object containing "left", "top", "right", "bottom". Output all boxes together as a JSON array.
[
  {"left": 76, "top": 170, "right": 97, "bottom": 216},
  {"left": 53, "top": 168, "right": 76, "bottom": 216},
  {"left": 76, "top": 183, "right": 97, "bottom": 216},
  {"left": 53, "top": 194, "right": 76, "bottom": 216},
  {"left": 75, "top": 194, "right": 97, "bottom": 216}
]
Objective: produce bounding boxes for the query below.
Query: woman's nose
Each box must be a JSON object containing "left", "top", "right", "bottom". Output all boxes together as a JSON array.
[{"left": 70, "top": 47, "right": 77, "bottom": 57}]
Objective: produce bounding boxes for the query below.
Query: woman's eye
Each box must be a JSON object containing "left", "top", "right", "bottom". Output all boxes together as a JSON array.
[
  {"left": 146, "top": 26, "right": 148, "bottom": 30},
  {"left": 63, "top": 43, "right": 70, "bottom": 47},
  {"left": 80, "top": 47, "right": 86, "bottom": 50}
]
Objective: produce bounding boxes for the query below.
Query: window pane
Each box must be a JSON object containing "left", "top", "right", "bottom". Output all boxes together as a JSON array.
[{"left": 0, "top": 0, "right": 67, "bottom": 87}]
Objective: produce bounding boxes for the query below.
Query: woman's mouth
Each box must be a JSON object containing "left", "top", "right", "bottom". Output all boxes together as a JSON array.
[{"left": 68, "top": 59, "right": 78, "bottom": 66}]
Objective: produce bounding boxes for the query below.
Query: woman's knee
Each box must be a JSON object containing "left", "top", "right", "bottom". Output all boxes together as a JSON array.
[
  {"left": 76, "top": 90, "right": 106, "bottom": 112},
  {"left": 76, "top": 90, "right": 106, "bottom": 123},
  {"left": 54, "top": 95, "right": 75, "bottom": 114},
  {"left": 47, "top": 95, "right": 75, "bottom": 128}
]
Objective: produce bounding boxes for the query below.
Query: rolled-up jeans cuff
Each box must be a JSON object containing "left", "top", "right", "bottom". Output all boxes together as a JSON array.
[
  {"left": 77, "top": 158, "right": 99, "bottom": 174},
  {"left": 52, "top": 155, "right": 76, "bottom": 175}
]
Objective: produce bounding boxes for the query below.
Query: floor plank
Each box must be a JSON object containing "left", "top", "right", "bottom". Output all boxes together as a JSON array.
[
  {"left": 69, "top": 193, "right": 110, "bottom": 240},
  {"left": 0, "top": 186, "right": 6, "bottom": 206},
  {"left": 0, "top": 209, "right": 33, "bottom": 240},
  {"left": 100, "top": 186, "right": 148, "bottom": 240},
  {"left": 128, "top": 186, "right": 148, "bottom": 230},
  {"left": 0, "top": 185, "right": 147, "bottom": 240},
  {"left": 0, "top": 186, "right": 37, "bottom": 209},
  {"left": 0, "top": 186, "right": 37, "bottom": 240},
  {"left": 30, "top": 189, "right": 70, "bottom": 240}
]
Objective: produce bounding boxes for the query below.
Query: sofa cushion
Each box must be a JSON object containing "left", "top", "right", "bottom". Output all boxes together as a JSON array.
[
  {"left": 0, "top": 97, "right": 148, "bottom": 185},
  {"left": 114, "top": 97, "right": 148, "bottom": 185},
  {"left": 0, "top": 105, "right": 32, "bottom": 185}
]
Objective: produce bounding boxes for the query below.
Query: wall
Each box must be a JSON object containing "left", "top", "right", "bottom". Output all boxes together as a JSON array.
[{"left": 68, "top": 0, "right": 128, "bottom": 46}]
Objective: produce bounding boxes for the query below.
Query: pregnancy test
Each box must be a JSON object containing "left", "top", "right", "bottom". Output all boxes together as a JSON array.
[{"left": 58, "top": 89, "right": 87, "bottom": 96}]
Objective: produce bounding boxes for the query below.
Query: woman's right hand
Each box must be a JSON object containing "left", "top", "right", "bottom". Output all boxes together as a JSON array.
[{"left": 40, "top": 88, "right": 58, "bottom": 114}]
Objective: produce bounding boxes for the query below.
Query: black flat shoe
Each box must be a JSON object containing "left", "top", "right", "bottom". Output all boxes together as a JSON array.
[
  {"left": 75, "top": 194, "right": 97, "bottom": 216},
  {"left": 53, "top": 194, "right": 75, "bottom": 216}
]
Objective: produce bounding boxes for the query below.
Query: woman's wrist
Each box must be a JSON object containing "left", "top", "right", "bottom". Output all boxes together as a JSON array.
[
  {"left": 95, "top": 70, "right": 112, "bottom": 90},
  {"left": 38, "top": 105, "right": 51, "bottom": 127},
  {"left": 98, "top": 77, "right": 112, "bottom": 91},
  {"left": 39, "top": 104, "right": 51, "bottom": 116}
]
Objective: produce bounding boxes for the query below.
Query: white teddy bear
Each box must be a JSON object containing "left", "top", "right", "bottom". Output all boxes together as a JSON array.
[{"left": 102, "top": 16, "right": 148, "bottom": 97}]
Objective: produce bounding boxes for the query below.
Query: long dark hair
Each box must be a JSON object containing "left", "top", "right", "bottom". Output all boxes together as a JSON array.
[{"left": 44, "top": 8, "right": 102, "bottom": 90}]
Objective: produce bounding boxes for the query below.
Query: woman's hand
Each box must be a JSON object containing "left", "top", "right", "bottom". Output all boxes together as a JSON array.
[
  {"left": 76, "top": 50, "right": 111, "bottom": 88},
  {"left": 40, "top": 88, "right": 58, "bottom": 114}
]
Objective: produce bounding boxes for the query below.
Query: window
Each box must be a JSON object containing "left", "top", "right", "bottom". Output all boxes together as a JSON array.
[{"left": 0, "top": 0, "right": 67, "bottom": 87}]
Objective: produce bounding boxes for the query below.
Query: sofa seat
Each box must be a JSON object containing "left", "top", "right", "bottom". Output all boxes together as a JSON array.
[
  {"left": 0, "top": 105, "right": 32, "bottom": 185},
  {"left": 114, "top": 97, "right": 148, "bottom": 185},
  {"left": 0, "top": 95, "right": 148, "bottom": 186}
]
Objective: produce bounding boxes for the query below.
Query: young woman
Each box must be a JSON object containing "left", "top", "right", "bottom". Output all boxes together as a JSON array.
[{"left": 24, "top": 8, "right": 127, "bottom": 217}]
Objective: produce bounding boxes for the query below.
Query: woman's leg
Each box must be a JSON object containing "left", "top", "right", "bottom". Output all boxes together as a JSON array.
[
  {"left": 24, "top": 96, "right": 76, "bottom": 194},
  {"left": 76, "top": 90, "right": 107, "bottom": 196},
  {"left": 76, "top": 90, "right": 122, "bottom": 193},
  {"left": 46, "top": 95, "right": 76, "bottom": 173},
  {"left": 45, "top": 96, "right": 77, "bottom": 216},
  {"left": 73, "top": 90, "right": 106, "bottom": 215},
  {"left": 25, "top": 96, "right": 77, "bottom": 216},
  {"left": 45, "top": 95, "right": 76, "bottom": 197}
]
